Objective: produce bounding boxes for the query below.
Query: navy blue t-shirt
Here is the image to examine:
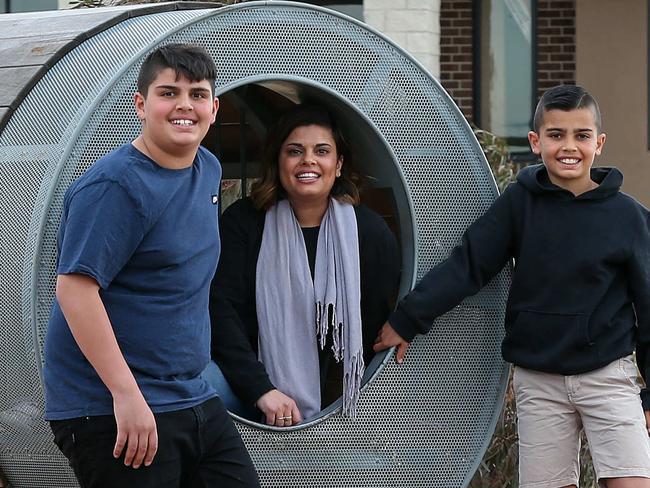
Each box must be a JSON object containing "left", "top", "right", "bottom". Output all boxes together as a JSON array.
[{"left": 44, "top": 144, "right": 221, "bottom": 420}]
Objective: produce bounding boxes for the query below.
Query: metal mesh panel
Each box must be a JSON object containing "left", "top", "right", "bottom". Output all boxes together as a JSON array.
[{"left": 0, "top": 3, "right": 510, "bottom": 487}]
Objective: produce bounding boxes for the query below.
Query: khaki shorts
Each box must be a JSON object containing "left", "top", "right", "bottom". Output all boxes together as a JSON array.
[{"left": 514, "top": 355, "right": 650, "bottom": 488}]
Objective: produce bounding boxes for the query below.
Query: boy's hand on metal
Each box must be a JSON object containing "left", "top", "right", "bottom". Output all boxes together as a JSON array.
[
  {"left": 373, "top": 322, "right": 410, "bottom": 363},
  {"left": 112, "top": 391, "right": 158, "bottom": 469},
  {"left": 256, "top": 389, "right": 302, "bottom": 426}
]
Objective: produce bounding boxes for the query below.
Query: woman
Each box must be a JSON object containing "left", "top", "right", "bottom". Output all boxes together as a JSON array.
[{"left": 208, "top": 105, "right": 399, "bottom": 427}]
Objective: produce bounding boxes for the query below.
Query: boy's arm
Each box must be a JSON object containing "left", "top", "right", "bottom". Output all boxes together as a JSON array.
[
  {"left": 375, "top": 185, "right": 517, "bottom": 358},
  {"left": 53, "top": 178, "right": 160, "bottom": 463},
  {"left": 56, "top": 273, "right": 157, "bottom": 469}
]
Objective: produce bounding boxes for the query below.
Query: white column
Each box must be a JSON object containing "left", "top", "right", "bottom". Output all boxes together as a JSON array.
[{"left": 363, "top": 0, "right": 441, "bottom": 78}]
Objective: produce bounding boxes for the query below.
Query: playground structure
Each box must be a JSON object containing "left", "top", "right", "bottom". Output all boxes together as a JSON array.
[{"left": 0, "top": 2, "right": 510, "bottom": 487}]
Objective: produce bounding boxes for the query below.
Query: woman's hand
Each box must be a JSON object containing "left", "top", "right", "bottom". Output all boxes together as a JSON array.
[
  {"left": 373, "top": 322, "right": 410, "bottom": 363},
  {"left": 645, "top": 410, "right": 650, "bottom": 435},
  {"left": 256, "top": 389, "right": 302, "bottom": 427}
]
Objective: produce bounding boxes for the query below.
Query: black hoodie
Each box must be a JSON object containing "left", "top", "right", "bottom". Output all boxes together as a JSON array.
[{"left": 390, "top": 164, "right": 650, "bottom": 408}]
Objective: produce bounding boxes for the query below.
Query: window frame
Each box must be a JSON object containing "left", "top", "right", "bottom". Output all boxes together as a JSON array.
[{"left": 473, "top": 0, "right": 538, "bottom": 161}]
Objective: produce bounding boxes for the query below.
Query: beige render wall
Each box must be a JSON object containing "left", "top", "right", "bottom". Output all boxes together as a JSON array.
[
  {"left": 363, "top": 0, "right": 441, "bottom": 78},
  {"left": 576, "top": 0, "right": 650, "bottom": 206}
]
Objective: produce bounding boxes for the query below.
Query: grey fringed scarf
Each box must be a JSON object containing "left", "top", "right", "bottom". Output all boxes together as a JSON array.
[{"left": 256, "top": 198, "right": 363, "bottom": 421}]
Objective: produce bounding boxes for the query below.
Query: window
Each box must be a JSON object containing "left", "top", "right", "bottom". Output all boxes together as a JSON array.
[
  {"left": 475, "top": 0, "right": 536, "bottom": 156},
  {"left": 4, "top": 0, "right": 60, "bottom": 12}
]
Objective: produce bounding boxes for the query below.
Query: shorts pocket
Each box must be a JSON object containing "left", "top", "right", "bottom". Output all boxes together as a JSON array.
[{"left": 618, "top": 355, "right": 642, "bottom": 393}]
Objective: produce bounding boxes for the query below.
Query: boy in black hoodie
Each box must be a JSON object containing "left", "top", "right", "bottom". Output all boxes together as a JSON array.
[{"left": 374, "top": 85, "right": 650, "bottom": 488}]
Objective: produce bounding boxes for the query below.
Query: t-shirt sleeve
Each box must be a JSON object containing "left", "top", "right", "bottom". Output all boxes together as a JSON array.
[{"left": 57, "top": 180, "right": 147, "bottom": 289}]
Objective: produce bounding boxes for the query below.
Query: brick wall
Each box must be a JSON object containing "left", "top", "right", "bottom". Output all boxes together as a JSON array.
[
  {"left": 439, "top": 0, "right": 474, "bottom": 120},
  {"left": 438, "top": 0, "right": 576, "bottom": 122},
  {"left": 536, "top": 0, "right": 576, "bottom": 97}
]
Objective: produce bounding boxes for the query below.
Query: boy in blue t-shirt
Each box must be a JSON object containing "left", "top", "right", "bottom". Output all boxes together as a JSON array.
[
  {"left": 43, "top": 44, "right": 260, "bottom": 487},
  {"left": 374, "top": 85, "right": 650, "bottom": 487}
]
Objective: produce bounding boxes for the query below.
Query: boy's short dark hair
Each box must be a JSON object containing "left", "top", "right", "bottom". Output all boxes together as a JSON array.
[
  {"left": 533, "top": 84, "right": 602, "bottom": 133},
  {"left": 137, "top": 43, "right": 217, "bottom": 97}
]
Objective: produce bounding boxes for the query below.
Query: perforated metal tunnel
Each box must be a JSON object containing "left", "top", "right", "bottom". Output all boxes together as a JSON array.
[{"left": 0, "top": 2, "right": 510, "bottom": 487}]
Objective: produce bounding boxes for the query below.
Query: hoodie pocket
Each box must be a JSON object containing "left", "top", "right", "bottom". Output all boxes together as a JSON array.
[{"left": 504, "top": 310, "right": 592, "bottom": 372}]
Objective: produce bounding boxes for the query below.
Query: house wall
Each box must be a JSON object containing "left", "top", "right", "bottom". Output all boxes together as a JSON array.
[
  {"left": 363, "top": 0, "right": 441, "bottom": 77},
  {"left": 439, "top": 0, "right": 474, "bottom": 119},
  {"left": 292, "top": 0, "right": 650, "bottom": 203},
  {"left": 537, "top": 0, "right": 576, "bottom": 96},
  {"left": 576, "top": 0, "right": 650, "bottom": 206},
  {"left": 438, "top": 0, "right": 577, "bottom": 125}
]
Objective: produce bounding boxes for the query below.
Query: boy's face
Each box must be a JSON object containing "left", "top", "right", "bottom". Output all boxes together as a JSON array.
[
  {"left": 134, "top": 68, "right": 218, "bottom": 157},
  {"left": 528, "top": 108, "right": 606, "bottom": 191}
]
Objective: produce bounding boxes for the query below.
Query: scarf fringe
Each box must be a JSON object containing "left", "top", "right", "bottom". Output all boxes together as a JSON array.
[
  {"left": 316, "top": 301, "right": 324, "bottom": 348},
  {"left": 317, "top": 301, "right": 344, "bottom": 361},
  {"left": 342, "top": 352, "right": 364, "bottom": 419},
  {"left": 317, "top": 300, "right": 364, "bottom": 418}
]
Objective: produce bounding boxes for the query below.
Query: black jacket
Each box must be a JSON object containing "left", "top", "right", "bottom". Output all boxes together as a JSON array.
[
  {"left": 390, "top": 164, "right": 650, "bottom": 408},
  {"left": 209, "top": 197, "right": 400, "bottom": 407}
]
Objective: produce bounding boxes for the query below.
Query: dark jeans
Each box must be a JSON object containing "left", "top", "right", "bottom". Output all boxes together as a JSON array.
[{"left": 50, "top": 397, "right": 260, "bottom": 488}]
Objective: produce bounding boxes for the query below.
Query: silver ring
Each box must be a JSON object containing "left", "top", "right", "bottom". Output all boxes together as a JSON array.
[{"left": 278, "top": 415, "right": 292, "bottom": 421}]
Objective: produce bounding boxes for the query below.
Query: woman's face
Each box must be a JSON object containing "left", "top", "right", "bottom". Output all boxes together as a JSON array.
[{"left": 278, "top": 124, "right": 343, "bottom": 207}]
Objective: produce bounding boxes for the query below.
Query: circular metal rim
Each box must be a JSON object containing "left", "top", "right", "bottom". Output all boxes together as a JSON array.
[{"left": 212, "top": 73, "right": 416, "bottom": 432}]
